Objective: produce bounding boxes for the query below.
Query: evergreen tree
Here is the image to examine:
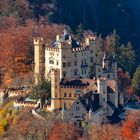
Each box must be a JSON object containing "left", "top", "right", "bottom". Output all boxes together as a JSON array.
[
  {"left": 132, "top": 66, "right": 140, "bottom": 96},
  {"left": 30, "top": 80, "right": 51, "bottom": 107}
]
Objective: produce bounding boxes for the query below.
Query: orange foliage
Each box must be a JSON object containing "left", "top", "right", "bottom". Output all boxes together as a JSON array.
[
  {"left": 49, "top": 122, "right": 80, "bottom": 140},
  {"left": 0, "top": 17, "right": 64, "bottom": 85}
]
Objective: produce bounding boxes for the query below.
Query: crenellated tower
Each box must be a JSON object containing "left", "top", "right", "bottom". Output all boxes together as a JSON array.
[
  {"left": 34, "top": 37, "right": 45, "bottom": 84},
  {"left": 51, "top": 69, "right": 61, "bottom": 110},
  {"left": 97, "top": 78, "right": 107, "bottom": 114}
]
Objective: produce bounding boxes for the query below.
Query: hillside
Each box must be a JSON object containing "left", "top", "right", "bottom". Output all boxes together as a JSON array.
[{"left": 28, "top": 0, "right": 140, "bottom": 47}]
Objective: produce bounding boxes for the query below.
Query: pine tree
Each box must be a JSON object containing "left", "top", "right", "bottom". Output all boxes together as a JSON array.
[{"left": 132, "top": 66, "right": 140, "bottom": 96}]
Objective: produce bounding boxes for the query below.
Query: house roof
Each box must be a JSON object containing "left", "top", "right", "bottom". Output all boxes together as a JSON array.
[{"left": 78, "top": 91, "right": 101, "bottom": 113}]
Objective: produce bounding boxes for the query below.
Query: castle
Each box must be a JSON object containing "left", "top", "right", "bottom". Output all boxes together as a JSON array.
[
  {"left": 34, "top": 30, "right": 117, "bottom": 83},
  {"left": 34, "top": 30, "right": 122, "bottom": 122}
]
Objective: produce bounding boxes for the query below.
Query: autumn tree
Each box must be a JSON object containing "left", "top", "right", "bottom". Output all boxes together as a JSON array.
[
  {"left": 121, "top": 111, "right": 140, "bottom": 140},
  {"left": 49, "top": 122, "right": 80, "bottom": 140}
]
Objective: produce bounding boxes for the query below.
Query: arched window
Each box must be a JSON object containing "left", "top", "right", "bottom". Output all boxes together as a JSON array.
[{"left": 49, "top": 59, "right": 54, "bottom": 64}]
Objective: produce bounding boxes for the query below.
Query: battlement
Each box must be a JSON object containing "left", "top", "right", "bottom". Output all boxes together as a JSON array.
[
  {"left": 14, "top": 100, "right": 38, "bottom": 108},
  {"left": 60, "top": 85, "right": 87, "bottom": 89},
  {"left": 46, "top": 46, "right": 60, "bottom": 52},
  {"left": 34, "top": 37, "right": 44, "bottom": 45},
  {"left": 72, "top": 46, "right": 89, "bottom": 52}
]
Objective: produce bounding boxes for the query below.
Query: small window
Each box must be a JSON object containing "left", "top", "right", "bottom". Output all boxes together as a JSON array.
[
  {"left": 63, "top": 55, "right": 66, "bottom": 59},
  {"left": 63, "top": 62, "right": 66, "bottom": 67},
  {"left": 49, "top": 60, "right": 54, "bottom": 64},
  {"left": 63, "top": 71, "right": 66, "bottom": 77},
  {"left": 69, "top": 93, "right": 72, "bottom": 97},
  {"left": 98, "top": 68, "right": 100, "bottom": 72},
  {"left": 107, "top": 94, "right": 110, "bottom": 100},
  {"left": 64, "top": 93, "right": 67, "bottom": 97},
  {"left": 56, "top": 61, "right": 59, "bottom": 65},
  {"left": 90, "top": 57, "right": 93, "bottom": 63},
  {"left": 91, "top": 50, "right": 93, "bottom": 54},
  {"left": 77, "top": 102, "right": 79, "bottom": 104},
  {"left": 74, "top": 53, "right": 77, "bottom": 57},
  {"left": 107, "top": 74, "right": 110, "bottom": 78}
]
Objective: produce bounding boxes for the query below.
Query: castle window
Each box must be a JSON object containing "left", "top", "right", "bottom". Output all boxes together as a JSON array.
[
  {"left": 69, "top": 93, "right": 72, "bottom": 97},
  {"left": 107, "top": 94, "right": 110, "bottom": 100},
  {"left": 55, "top": 85, "right": 57, "bottom": 89},
  {"left": 90, "top": 57, "right": 93, "bottom": 63},
  {"left": 63, "top": 71, "right": 66, "bottom": 77},
  {"left": 91, "top": 50, "right": 93, "bottom": 54},
  {"left": 56, "top": 61, "right": 59, "bottom": 65},
  {"left": 107, "top": 74, "right": 110, "bottom": 79},
  {"left": 49, "top": 60, "right": 54, "bottom": 64},
  {"left": 64, "top": 92, "right": 67, "bottom": 97},
  {"left": 63, "top": 62, "right": 66, "bottom": 67}
]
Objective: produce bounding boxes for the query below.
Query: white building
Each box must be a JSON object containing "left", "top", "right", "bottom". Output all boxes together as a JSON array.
[{"left": 34, "top": 30, "right": 117, "bottom": 84}]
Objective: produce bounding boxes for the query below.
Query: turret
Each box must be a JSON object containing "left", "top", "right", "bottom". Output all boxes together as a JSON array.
[
  {"left": 51, "top": 69, "right": 61, "bottom": 110},
  {"left": 102, "top": 52, "right": 111, "bottom": 70},
  {"left": 34, "top": 37, "right": 45, "bottom": 84},
  {"left": 112, "top": 55, "right": 117, "bottom": 72}
]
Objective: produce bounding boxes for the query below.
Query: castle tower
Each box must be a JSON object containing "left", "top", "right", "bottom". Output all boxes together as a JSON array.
[
  {"left": 34, "top": 37, "right": 45, "bottom": 84},
  {"left": 97, "top": 78, "right": 107, "bottom": 114},
  {"left": 51, "top": 69, "right": 61, "bottom": 110},
  {"left": 102, "top": 52, "right": 110, "bottom": 70},
  {"left": 112, "top": 55, "right": 117, "bottom": 78}
]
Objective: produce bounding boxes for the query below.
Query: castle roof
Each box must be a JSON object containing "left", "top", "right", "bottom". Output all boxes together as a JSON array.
[{"left": 78, "top": 91, "right": 101, "bottom": 112}]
